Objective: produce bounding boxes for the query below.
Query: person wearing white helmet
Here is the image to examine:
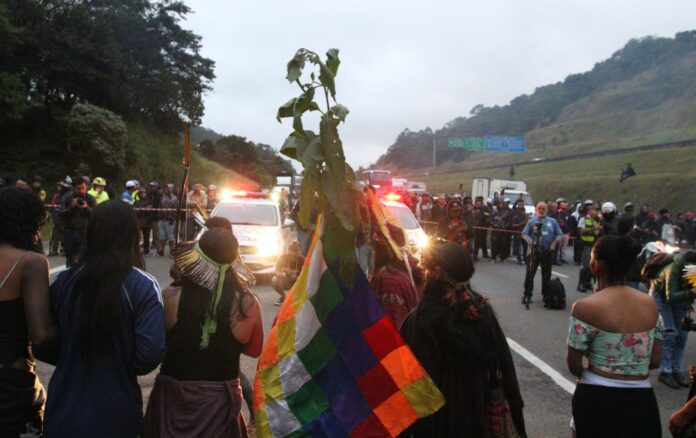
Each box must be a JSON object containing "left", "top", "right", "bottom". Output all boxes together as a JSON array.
[
  {"left": 121, "top": 180, "right": 138, "bottom": 205},
  {"left": 600, "top": 202, "right": 618, "bottom": 236}
]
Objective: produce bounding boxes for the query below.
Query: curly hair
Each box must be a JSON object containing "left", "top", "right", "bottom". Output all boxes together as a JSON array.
[{"left": 0, "top": 186, "right": 45, "bottom": 250}]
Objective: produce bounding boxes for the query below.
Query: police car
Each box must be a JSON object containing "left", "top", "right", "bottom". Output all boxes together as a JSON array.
[
  {"left": 208, "top": 191, "right": 290, "bottom": 274},
  {"left": 380, "top": 199, "right": 429, "bottom": 257}
]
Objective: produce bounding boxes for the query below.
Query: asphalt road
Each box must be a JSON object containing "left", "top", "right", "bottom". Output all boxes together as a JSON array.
[{"left": 40, "top": 249, "right": 695, "bottom": 437}]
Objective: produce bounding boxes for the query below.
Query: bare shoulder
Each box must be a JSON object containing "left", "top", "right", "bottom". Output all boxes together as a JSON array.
[
  {"left": 240, "top": 291, "right": 261, "bottom": 315},
  {"left": 571, "top": 296, "right": 596, "bottom": 320},
  {"left": 21, "top": 251, "right": 49, "bottom": 275}
]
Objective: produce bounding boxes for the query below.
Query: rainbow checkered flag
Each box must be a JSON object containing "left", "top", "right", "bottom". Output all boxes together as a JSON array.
[{"left": 253, "top": 220, "right": 445, "bottom": 437}]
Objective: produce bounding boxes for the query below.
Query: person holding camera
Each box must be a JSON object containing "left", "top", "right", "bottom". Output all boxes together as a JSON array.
[
  {"left": 58, "top": 178, "right": 95, "bottom": 267},
  {"left": 646, "top": 250, "right": 696, "bottom": 389},
  {"left": 521, "top": 202, "right": 562, "bottom": 305}
]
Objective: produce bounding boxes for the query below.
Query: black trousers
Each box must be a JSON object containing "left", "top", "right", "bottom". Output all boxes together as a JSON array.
[
  {"left": 573, "top": 239, "right": 584, "bottom": 264},
  {"left": 473, "top": 229, "right": 488, "bottom": 258},
  {"left": 523, "top": 248, "right": 552, "bottom": 298},
  {"left": 491, "top": 230, "right": 506, "bottom": 260},
  {"left": 63, "top": 230, "right": 86, "bottom": 268},
  {"left": 141, "top": 227, "right": 151, "bottom": 254}
]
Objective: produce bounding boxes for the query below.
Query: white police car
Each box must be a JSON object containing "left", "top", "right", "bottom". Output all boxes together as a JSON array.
[
  {"left": 208, "top": 193, "right": 290, "bottom": 274},
  {"left": 380, "top": 199, "right": 429, "bottom": 257}
]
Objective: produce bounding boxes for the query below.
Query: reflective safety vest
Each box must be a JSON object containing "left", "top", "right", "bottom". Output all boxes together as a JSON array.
[{"left": 581, "top": 217, "right": 596, "bottom": 243}]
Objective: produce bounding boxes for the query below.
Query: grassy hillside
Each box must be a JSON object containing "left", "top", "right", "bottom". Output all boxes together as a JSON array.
[
  {"left": 124, "top": 124, "right": 259, "bottom": 190},
  {"left": 375, "top": 34, "right": 696, "bottom": 212},
  {"left": 417, "top": 147, "right": 696, "bottom": 213}
]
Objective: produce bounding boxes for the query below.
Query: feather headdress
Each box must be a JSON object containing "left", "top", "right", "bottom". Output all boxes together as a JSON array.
[{"left": 685, "top": 264, "right": 696, "bottom": 288}]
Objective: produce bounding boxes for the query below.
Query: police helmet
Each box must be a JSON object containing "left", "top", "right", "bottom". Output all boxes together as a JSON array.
[{"left": 601, "top": 202, "right": 617, "bottom": 215}]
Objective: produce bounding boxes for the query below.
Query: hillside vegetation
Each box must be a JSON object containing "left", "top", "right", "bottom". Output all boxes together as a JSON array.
[{"left": 375, "top": 31, "right": 696, "bottom": 210}]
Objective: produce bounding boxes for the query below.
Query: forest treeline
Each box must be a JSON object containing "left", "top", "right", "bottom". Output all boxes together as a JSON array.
[
  {"left": 376, "top": 31, "right": 696, "bottom": 169},
  {"left": 0, "top": 0, "right": 290, "bottom": 186}
]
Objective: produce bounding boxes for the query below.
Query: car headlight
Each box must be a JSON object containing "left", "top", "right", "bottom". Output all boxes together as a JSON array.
[
  {"left": 416, "top": 230, "right": 429, "bottom": 249},
  {"left": 257, "top": 233, "right": 282, "bottom": 257}
]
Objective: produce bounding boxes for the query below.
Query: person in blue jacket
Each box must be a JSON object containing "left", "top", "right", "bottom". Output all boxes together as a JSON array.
[{"left": 37, "top": 200, "right": 166, "bottom": 437}]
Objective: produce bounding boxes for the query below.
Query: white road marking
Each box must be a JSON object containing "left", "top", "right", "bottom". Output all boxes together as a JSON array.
[
  {"left": 506, "top": 337, "right": 576, "bottom": 395},
  {"left": 552, "top": 271, "right": 569, "bottom": 279},
  {"left": 49, "top": 265, "right": 66, "bottom": 275}
]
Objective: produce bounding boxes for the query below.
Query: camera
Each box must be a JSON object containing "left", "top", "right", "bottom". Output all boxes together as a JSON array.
[
  {"left": 533, "top": 222, "right": 543, "bottom": 235},
  {"left": 682, "top": 313, "right": 696, "bottom": 332},
  {"left": 73, "top": 195, "right": 86, "bottom": 207}
]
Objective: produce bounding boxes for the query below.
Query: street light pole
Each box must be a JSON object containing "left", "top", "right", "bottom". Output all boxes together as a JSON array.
[{"left": 432, "top": 138, "right": 436, "bottom": 176}]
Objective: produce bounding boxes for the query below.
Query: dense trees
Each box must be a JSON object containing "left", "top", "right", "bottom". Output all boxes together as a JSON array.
[
  {"left": 0, "top": 0, "right": 215, "bottom": 181},
  {"left": 376, "top": 31, "right": 696, "bottom": 169}
]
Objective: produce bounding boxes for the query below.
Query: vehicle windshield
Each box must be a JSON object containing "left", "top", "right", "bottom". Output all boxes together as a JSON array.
[
  {"left": 368, "top": 171, "right": 391, "bottom": 186},
  {"left": 521, "top": 194, "right": 534, "bottom": 206},
  {"left": 386, "top": 204, "right": 419, "bottom": 229},
  {"left": 213, "top": 203, "right": 279, "bottom": 226}
]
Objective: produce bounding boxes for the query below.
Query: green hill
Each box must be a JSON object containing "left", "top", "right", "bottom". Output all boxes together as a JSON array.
[{"left": 375, "top": 31, "right": 696, "bottom": 211}]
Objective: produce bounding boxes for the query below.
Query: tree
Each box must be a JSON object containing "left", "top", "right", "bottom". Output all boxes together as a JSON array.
[{"left": 66, "top": 103, "right": 127, "bottom": 178}]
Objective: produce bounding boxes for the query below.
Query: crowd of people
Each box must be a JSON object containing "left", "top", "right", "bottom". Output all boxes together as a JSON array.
[{"left": 2, "top": 176, "right": 696, "bottom": 437}]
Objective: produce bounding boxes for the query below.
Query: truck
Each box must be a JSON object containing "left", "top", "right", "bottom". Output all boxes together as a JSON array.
[
  {"left": 471, "top": 178, "right": 535, "bottom": 215},
  {"left": 362, "top": 169, "right": 393, "bottom": 193},
  {"left": 404, "top": 181, "right": 427, "bottom": 194}
]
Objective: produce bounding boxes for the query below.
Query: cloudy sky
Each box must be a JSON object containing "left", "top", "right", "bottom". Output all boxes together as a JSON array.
[{"left": 184, "top": 0, "right": 696, "bottom": 168}]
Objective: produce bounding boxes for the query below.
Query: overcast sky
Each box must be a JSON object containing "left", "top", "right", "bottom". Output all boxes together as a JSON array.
[{"left": 184, "top": 0, "right": 696, "bottom": 168}]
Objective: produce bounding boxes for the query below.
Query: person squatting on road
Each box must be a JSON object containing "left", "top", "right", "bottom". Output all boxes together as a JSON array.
[
  {"left": 521, "top": 202, "right": 562, "bottom": 305},
  {"left": 400, "top": 242, "right": 527, "bottom": 437},
  {"left": 567, "top": 235, "right": 663, "bottom": 438},
  {"left": 144, "top": 228, "right": 263, "bottom": 438},
  {"left": 0, "top": 187, "right": 57, "bottom": 437},
  {"left": 271, "top": 241, "right": 305, "bottom": 306}
]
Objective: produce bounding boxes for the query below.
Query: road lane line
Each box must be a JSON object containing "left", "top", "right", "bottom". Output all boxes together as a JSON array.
[
  {"left": 49, "top": 265, "right": 66, "bottom": 275},
  {"left": 506, "top": 337, "right": 576, "bottom": 395},
  {"left": 552, "top": 271, "right": 569, "bottom": 279}
]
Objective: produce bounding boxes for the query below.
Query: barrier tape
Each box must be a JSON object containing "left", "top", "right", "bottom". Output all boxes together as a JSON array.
[
  {"left": 418, "top": 219, "right": 578, "bottom": 239},
  {"left": 44, "top": 204, "right": 212, "bottom": 213}
]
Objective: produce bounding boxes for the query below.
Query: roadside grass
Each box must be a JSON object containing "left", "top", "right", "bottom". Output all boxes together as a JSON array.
[{"left": 419, "top": 148, "right": 696, "bottom": 212}]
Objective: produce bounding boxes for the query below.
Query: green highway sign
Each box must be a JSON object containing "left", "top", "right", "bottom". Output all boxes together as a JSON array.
[
  {"left": 448, "top": 137, "right": 467, "bottom": 148},
  {"left": 448, "top": 137, "right": 485, "bottom": 151}
]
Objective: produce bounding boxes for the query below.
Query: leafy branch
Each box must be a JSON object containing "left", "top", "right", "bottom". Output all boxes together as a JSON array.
[{"left": 277, "top": 48, "right": 364, "bottom": 285}]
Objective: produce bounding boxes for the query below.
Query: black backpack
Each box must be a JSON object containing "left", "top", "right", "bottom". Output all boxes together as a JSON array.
[{"left": 544, "top": 277, "right": 566, "bottom": 310}]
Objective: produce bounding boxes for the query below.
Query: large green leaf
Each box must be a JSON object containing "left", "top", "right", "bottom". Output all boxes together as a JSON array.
[
  {"left": 318, "top": 62, "right": 336, "bottom": 99},
  {"left": 286, "top": 50, "right": 307, "bottom": 82},
  {"left": 326, "top": 49, "right": 340, "bottom": 76},
  {"left": 276, "top": 98, "right": 296, "bottom": 122},
  {"left": 301, "top": 135, "right": 324, "bottom": 169}
]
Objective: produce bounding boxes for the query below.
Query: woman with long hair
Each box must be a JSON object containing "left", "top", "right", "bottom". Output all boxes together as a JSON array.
[
  {"left": 0, "top": 186, "right": 56, "bottom": 437},
  {"left": 144, "top": 227, "right": 263, "bottom": 437},
  {"left": 400, "top": 242, "right": 526, "bottom": 437},
  {"left": 567, "top": 235, "right": 663, "bottom": 437},
  {"left": 40, "top": 201, "right": 166, "bottom": 437}
]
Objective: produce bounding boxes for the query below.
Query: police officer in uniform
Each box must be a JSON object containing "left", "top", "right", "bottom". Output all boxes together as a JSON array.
[{"left": 577, "top": 202, "right": 602, "bottom": 292}]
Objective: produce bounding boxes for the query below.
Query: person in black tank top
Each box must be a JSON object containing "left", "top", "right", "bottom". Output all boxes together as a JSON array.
[
  {"left": 0, "top": 186, "right": 57, "bottom": 437},
  {"left": 144, "top": 228, "right": 263, "bottom": 438}
]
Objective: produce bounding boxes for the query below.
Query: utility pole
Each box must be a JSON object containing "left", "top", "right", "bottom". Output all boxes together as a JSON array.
[{"left": 432, "top": 138, "right": 436, "bottom": 176}]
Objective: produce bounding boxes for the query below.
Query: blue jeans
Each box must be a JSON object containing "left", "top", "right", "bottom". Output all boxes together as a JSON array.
[{"left": 652, "top": 292, "right": 688, "bottom": 373}]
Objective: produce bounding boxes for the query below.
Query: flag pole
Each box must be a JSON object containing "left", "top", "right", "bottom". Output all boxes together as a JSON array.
[{"left": 174, "top": 123, "right": 191, "bottom": 246}]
